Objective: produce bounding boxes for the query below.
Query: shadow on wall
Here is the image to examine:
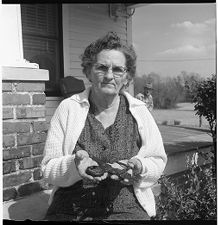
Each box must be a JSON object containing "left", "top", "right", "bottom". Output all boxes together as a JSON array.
[{"left": 6, "top": 191, "right": 50, "bottom": 221}]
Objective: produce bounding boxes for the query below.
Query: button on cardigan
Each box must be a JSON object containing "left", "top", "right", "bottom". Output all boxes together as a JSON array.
[{"left": 41, "top": 87, "right": 167, "bottom": 217}]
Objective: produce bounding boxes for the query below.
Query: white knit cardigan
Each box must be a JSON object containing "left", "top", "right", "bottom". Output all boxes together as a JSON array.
[{"left": 41, "top": 87, "right": 167, "bottom": 217}]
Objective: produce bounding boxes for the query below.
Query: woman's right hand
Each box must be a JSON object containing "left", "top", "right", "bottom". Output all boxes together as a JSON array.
[{"left": 74, "top": 150, "right": 108, "bottom": 182}]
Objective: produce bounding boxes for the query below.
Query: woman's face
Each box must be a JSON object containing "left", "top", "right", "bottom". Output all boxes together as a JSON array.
[{"left": 88, "top": 50, "right": 128, "bottom": 96}]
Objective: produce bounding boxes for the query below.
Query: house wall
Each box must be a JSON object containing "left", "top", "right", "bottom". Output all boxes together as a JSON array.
[
  {"left": 1, "top": 4, "right": 133, "bottom": 201},
  {"left": 46, "top": 4, "right": 131, "bottom": 125},
  {"left": 63, "top": 4, "right": 128, "bottom": 84}
]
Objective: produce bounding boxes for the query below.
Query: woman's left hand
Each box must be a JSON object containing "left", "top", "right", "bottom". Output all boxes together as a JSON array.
[
  {"left": 121, "top": 158, "right": 143, "bottom": 185},
  {"left": 109, "top": 158, "right": 143, "bottom": 185},
  {"left": 127, "top": 158, "right": 143, "bottom": 176}
]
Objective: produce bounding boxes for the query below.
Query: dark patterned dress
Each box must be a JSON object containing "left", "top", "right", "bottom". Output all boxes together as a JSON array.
[{"left": 45, "top": 94, "right": 150, "bottom": 221}]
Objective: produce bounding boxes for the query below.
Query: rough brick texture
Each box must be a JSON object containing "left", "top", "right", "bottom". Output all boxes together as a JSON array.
[
  {"left": 33, "top": 121, "right": 48, "bottom": 132},
  {"left": 3, "top": 135, "right": 15, "bottom": 148},
  {"left": 19, "top": 156, "right": 43, "bottom": 170},
  {"left": 32, "top": 94, "right": 46, "bottom": 105},
  {"left": 16, "top": 106, "right": 45, "bottom": 119},
  {"left": 3, "top": 161, "right": 16, "bottom": 174},
  {"left": 3, "top": 172, "right": 32, "bottom": 188},
  {"left": 3, "top": 146, "right": 31, "bottom": 161},
  {"left": 2, "top": 82, "right": 12, "bottom": 92},
  {"left": 15, "top": 82, "right": 45, "bottom": 92},
  {"left": 17, "top": 132, "right": 47, "bottom": 146},
  {"left": 32, "top": 143, "right": 45, "bottom": 156},
  {"left": 3, "top": 108, "right": 14, "bottom": 120},
  {"left": 3, "top": 77, "right": 48, "bottom": 201},
  {"left": 3, "top": 188, "right": 18, "bottom": 201},
  {"left": 3, "top": 93, "right": 30, "bottom": 105},
  {"left": 3, "top": 122, "right": 31, "bottom": 134}
]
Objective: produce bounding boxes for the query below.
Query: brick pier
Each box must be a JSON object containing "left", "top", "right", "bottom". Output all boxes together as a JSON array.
[{"left": 2, "top": 66, "right": 49, "bottom": 201}]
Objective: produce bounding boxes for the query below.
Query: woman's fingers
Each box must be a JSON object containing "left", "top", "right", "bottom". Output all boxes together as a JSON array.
[
  {"left": 75, "top": 153, "right": 141, "bottom": 185},
  {"left": 120, "top": 176, "right": 135, "bottom": 185},
  {"left": 110, "top": 174, "right": 119, "bottom": 180},
  {"left": 127, "top": 158, "right": 142, "bottom": 175},
  {"left": 75, "top": 152, "right": 99, "bottom": 180},
  {"left": 83, "top": 174, "right": 95, "bottom": 180},
  {"left": 94, "top": 172, "right": 108, "bottom": 181},
  {"left": 120, "top": 178, "right": 131, "bottom": 185},
  {"left": 75, "top": 150, "right": 89, "bottom": 160}
]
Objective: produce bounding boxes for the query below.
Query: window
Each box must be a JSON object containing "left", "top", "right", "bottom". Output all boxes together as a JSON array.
[{"left": 21, "top": 4, "right": 63, "bottom": 96}]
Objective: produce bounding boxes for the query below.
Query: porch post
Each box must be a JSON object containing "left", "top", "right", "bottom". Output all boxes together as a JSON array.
[{"left": 0, "top": 4, "right": 37, "bottom": 68}]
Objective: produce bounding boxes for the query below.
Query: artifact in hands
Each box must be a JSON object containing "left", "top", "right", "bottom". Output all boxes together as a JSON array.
[{"left": 86, "top": 160, "right": 132, "bottom": 181}]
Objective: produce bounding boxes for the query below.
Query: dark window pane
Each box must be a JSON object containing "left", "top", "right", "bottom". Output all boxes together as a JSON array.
[{"left": 21, "top": 4, "right": 63, "bottom": 95}]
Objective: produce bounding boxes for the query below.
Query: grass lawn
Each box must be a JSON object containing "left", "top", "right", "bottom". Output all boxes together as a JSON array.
[{"left": 151, "top": 102, "right": 209, "bottom": 129}]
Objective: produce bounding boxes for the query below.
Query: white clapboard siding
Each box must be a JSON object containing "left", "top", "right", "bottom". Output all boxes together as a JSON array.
[
  {"left": 46, "top": 4, "right": 129, "bottom": 124},
  {"left": 64, "top": 3, "right": 127, "bottom": 82},
  {"left": 69, "top": 31, "right": 126, "bottom": 43}
]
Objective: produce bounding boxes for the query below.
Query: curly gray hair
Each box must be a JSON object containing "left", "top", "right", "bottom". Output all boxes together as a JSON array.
[{"left": 80, "top": 31, "right": 137, "bottom": 84}]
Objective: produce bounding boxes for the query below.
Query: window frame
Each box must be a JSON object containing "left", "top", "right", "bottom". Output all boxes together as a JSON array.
[{"left": 21, "top": 4, "right": 64, "bottom": 97}]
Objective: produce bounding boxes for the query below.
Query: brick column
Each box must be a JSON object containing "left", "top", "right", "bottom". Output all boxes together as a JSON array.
[{"left": 2, "top": 66, "right": 49, "bottom": 201}]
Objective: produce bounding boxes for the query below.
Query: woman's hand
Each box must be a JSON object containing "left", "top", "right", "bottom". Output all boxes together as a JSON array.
[
  {"left": 109, "top": 158, "right": 143, "bottom": 185},
  {"left": 127, "top": 158, "right": 143, "bottom": 176},
  {"left": 74, "top": 150, "right": 108, "bottom": 183}
]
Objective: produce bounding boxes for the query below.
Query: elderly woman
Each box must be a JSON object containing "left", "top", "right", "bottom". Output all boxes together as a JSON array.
[{"left": 42, "top": 32, "right": 167, "bottom": 221}]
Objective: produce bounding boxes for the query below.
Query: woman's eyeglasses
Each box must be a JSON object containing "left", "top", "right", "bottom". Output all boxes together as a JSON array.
[{"left": 93, "top": 63, "right": 127, "bottom": 78}]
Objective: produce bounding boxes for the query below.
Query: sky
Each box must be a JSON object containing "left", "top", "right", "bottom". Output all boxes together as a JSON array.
[{"left": 132, "top": 3, "right": 216, "bottom": 78}]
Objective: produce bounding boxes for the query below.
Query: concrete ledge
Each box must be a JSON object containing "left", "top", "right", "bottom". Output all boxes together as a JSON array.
[
  {"left": 164, "top": 145, "right": 213, "bottom": 176},
  {"left": 2, "top": 66, "right": 49, "bottom": 81}
]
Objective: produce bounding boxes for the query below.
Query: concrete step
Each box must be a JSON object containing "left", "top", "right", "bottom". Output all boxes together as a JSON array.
[
  {"left": 3, "top": 184, "right": 161, "bottom": 221},
  {"left": 3, "top": 189, "right": 52, "bottom": 221}
]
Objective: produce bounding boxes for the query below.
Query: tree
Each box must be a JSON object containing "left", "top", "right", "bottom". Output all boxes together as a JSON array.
[
  {"left": 134, "top": 71, "right": 204, "bottom": 109},
  {"left": 133, "top": 74, "right": 147, "bottom": 95},
  {"left": 182, "top": 72, "right": 203, "bottom": 102},
  {"left": 193, "top": 74, "right": 216, "bottom": 163}
]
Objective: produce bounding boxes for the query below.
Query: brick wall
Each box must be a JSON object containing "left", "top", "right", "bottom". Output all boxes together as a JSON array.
[{"left": 2, "top": 79, "right": 49, "bottom": 201}]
